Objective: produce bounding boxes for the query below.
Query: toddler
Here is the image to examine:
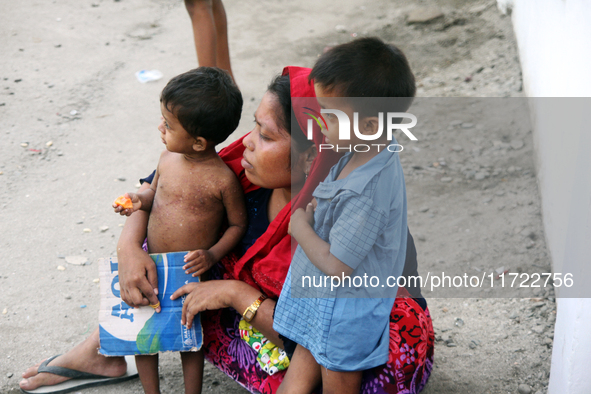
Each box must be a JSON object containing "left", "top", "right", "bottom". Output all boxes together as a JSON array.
[{"left": 114, "top": 67, "right": 246, "bottom": 394}]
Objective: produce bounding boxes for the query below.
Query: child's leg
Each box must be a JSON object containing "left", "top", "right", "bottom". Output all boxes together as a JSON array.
[
  {"left": 277, "top": 344, "right": 321, "bottom": 394},
  {"left": 320, "top": 368, "right": 363, "bottom": 394},
  {"left": 184, "top": 0, "right": 217, "bottom": 67},
  {"left": 180, "top": 350, "right": 204, "bottom": 394},
  {"left": 135, "top": 354, "right": 160, "bottom": 394},
  {"left": 211, "top": 0, "right": 234, "bottom": 81}
]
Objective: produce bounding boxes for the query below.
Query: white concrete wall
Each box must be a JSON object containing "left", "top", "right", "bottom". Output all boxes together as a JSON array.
[{"left": 497, "top": 0, "right": 591, "bottom": 393}]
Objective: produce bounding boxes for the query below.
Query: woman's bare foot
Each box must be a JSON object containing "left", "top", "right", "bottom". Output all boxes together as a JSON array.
[{"left": 19, "top": 328, "right": 128, "bottom": 391}]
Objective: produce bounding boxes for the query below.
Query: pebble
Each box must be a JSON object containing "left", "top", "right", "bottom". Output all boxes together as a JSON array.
[
  {"left": 461, "top": 122, "right": 474, "bottom": 129},
  {"left": 441, "top": 177, "right": 453, "bottom": 182},
  {"left": 450, "top": 120, "right": 463, "bottom": 126},
  {"left": 65, "top": 295, "right": 71, "bottom": 299},
  {"left": 70, "top": 110, "right": 78, "bottom": 116},
  {"left": 532, "top": 325, "right": 545, "bottom": 334},
  {"left": 100, "top": 225, "right": 109, "bottom": 233},
  {"left": 93, "top": 278, "right": 100, "bottom": 283},
  {"left": 2, "top": 308, "right": 7, "bottom": 314},
  {"left": 407, "top": 7, "right": 444, "bottom": 24},
  {"left": 442, "top": 307, "right": 449, "bottom": 313},
  {"left": 80, "top": 305, "right": 87, "bottom": 308},
  {"left": 452, "top": 145, "right": 463, "bottom": 152},
  {"left": 46, "top": 141, "right": 53, "bottom": 147},
  {"left": 65, "top": 255, "right": 88, "bottom": 265},
  {"left": 511, "top": 139, "right": 525, "bottom": 150},
  {"left": 454, "top": 318, "right": 464, "bottom": 327},
  {"left": 518, "top": 384, "right": 532, "bottom": 394},
  {"left": 117, "top": 177, "right": 126, "bottom": 182},
  {"left": 76, "top": 220, "right": 84, "bottom": 224},
  {"left": 21, "top": 142, "right": 29, "bottom": 147},
  {"left": 83, "top": 228, "right": 92, "bottom": 233},
  {"left": 7, "top": 373, "right": 13, "bottom": 378},
  {"left": 335, "top": 25, "right": 347, "bottom": 33},
  {"left": 57, "top": 265, "right": 66, "bottom": 271},
  {"left": 416, "top": 234, "right": 426, "bottom": 242},
  {"left": 419, "top": 207, "right": 430, "bottom": 213},
  {"left": 474, "top": 172, "right": 489, "bottom": 180}
]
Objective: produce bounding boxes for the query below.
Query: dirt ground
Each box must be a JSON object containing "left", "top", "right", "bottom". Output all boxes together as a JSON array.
[{"left": 1, "top": 0, "right": 554, "bottom": 393}]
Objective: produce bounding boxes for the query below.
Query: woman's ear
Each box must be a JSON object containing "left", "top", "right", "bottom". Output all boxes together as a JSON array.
[
  {"left": 192, "top": 137, "right": 208, "bottom": 152},
  {"left": 304, "top": 144, "right": 318, "bottom": 176}
]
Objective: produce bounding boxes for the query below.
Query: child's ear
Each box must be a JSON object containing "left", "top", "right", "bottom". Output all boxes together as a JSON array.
[
  {"left": 192, "top": 137, "right": 208, "bottom": 152},
  {"left": 360, "top": 116, "right": 381, "bottom": 136}
]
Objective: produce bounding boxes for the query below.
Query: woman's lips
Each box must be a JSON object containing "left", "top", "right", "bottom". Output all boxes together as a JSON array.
[{"left": 241, "top": 156, "right": 253, "bottom": 170}]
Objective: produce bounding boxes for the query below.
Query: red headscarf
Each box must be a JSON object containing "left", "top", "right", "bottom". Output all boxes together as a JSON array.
[{"left": 217, "top": 67, "right": 342, "bottom": 298}]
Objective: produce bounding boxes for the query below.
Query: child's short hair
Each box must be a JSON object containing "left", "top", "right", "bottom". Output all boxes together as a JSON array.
[
  {"left": 161, "top": 67, "right": 243, "bottom": 145},
  {"left": 310, "top": 37, "right": 415, "bottom": 113}
]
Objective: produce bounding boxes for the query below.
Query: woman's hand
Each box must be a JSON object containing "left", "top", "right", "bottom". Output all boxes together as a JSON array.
[
  {"left": 183, "top": 249, "right": 216, "bottom": 277},
  {"left": 117, "top": 245, "right": 160, "bottom": 312},
  {"left": 170, "top": 280, "right": 238, "bottom": 329}
]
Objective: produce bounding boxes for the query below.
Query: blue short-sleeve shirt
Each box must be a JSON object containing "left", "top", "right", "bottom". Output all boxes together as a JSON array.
[{"left": 274, "top": 142, "right": 408, "bottom": 371}]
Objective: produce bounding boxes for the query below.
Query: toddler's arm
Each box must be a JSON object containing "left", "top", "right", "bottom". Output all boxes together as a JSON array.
[
  {"left": 290, "top": 202, "right": 354, "bottom": 277},
  {"left": 183, "top": 173, "right": 247, "bottom": 277},
  {"left": 113, "top": 169, "right": 159, "bottom": 216}
]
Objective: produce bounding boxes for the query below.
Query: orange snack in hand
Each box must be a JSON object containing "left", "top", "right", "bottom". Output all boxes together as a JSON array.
[{"left": 114, "top": 195, "right": 133, "bottom": 210}]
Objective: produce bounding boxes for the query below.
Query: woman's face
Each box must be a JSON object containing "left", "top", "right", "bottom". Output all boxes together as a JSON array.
[{"left": 242, "top": 91, "right": 306, "bottom": 191}]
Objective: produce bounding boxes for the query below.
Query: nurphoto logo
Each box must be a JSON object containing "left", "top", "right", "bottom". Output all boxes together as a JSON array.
[{"left": 303, "top": 106, "right": 418, "bottom": 152}]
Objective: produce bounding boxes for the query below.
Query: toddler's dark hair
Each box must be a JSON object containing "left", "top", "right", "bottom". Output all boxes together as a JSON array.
[
  {"left": 310, "top": 37, "right": 416, "bottom": 113},
  {"left": 161, "top": 67, "right": 243, "bottom": 145}
]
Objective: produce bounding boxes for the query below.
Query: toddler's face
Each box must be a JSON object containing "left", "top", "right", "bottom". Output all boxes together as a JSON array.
[{"left": 159, "top": 103, "right": 197, "bottom": 154}]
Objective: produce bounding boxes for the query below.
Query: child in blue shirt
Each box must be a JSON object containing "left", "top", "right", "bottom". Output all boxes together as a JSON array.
[{"left": 274, "top": 37, "right": 417, "bottom": 394}]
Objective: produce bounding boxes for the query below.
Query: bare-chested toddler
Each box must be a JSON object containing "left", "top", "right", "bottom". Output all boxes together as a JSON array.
[{"left": 113, "top": 67, "right": 246, "bottom": 394}]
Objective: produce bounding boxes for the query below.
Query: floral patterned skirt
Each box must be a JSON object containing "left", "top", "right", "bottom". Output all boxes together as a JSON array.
[{"left": 202, "top": 296, "right": 434, "bottom": 394}]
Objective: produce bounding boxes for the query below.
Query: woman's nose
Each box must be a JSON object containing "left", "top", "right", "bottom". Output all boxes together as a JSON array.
[{"left": 243, "top": 132, "right": 254, "bottom": 150}]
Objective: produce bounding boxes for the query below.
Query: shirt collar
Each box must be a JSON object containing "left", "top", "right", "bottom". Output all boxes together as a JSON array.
[{"left": 313, "top": 140, "right": 401, "bottom": 198}]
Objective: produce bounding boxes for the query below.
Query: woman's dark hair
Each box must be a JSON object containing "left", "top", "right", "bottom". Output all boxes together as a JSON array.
[{"left": 266, "top": 74, "right": 314, "bottom": 153}]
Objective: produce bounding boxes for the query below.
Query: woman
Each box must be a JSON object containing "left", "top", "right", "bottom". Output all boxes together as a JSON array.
[{"left": 20, "top": 67, "right": 433, "bottom": 394}]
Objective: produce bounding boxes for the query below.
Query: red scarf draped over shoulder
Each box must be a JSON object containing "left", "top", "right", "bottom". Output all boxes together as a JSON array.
[{"left": 217, "top": 66, "right": 342, "bottom": 299}]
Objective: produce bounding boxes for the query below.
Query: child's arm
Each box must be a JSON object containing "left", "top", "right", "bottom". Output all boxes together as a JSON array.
[
  {"left": 113, "top": 169, "right": 159, "bottom": 216},
  {"left": 183, "top": 173, "right": 247, "bottom": 277},
  {"left": 289, "top": 203, "right": 354, "bottom": 277}
]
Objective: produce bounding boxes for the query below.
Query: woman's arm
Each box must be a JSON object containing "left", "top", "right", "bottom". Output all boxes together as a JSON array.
[
  {"left": 116, "top": 181, "right": 161, "bottom": 311},
  {"left": 171, "top": 280, "right": 284, "bottom": 347}
]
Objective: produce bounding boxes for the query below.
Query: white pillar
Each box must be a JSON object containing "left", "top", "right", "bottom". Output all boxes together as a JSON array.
[{"left": 496, "top": 1, "right": 591, "bottom": 393}]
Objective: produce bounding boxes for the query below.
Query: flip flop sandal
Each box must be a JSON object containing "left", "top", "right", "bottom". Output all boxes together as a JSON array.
[{"left": 20, "top": 355, "right": 139, "bottom": 394}]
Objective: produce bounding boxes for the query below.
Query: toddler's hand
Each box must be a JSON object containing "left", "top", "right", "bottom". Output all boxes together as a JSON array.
[
  {"left": 113, "top": 193, "right": 141, "bottom": 216},
  {"left": 183, "top": 249, "right": 216, "bottom": 277}
]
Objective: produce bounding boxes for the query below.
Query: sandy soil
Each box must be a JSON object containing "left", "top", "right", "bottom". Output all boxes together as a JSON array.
[{"left": 1, "top": 0, "right": 553, "bottom": 393}]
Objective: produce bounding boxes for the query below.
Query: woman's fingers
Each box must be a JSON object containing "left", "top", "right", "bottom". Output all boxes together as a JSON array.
[{"left": 171, "top": 282, "right": 198, "bottom": 300}]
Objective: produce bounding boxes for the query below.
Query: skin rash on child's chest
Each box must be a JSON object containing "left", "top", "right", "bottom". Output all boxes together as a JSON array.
[{"left": 147, "top": 158, "right": 231, "bottom": 254}]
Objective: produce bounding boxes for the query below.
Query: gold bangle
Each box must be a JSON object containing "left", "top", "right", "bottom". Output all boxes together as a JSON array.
[
  {"left": 149, "top": 302, "right": 160, "bottom": 309},
  {"left": 242, "top": 294, "right": 267, "bottom": 322}
]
